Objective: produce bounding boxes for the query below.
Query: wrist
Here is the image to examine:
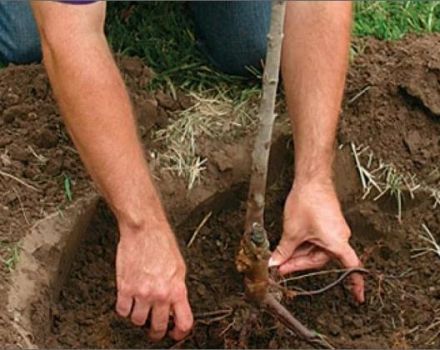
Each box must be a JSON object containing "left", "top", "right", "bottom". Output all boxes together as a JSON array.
[
  {"left": 109, "top": 176, "right": 170, "bottom": 235},
  {"left": 293, "top": 146, "right": 334, "bottom": 187},
  {"left": 292, "top": 173, "right": 335, "bottom": 193},
  {"left": 117, "top": 199, "right": 169, "bottom": 236},
  {"left": 294, "top": 170, "right": 333, "bottom": 188}
]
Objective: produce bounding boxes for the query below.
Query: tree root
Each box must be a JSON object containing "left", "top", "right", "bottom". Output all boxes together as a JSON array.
[
  {"left": 263, "top": 293, "right": 334, "bottom": 349},
  {"left": 284, "top": 267, "right": 370, "bottom": 297}
]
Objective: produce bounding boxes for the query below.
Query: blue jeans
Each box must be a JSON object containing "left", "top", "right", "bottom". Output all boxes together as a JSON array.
[{"left": 0, "top": 2, "right": 270, "bottom": 76}]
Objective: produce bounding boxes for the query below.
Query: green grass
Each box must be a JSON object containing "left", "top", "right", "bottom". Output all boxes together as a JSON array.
[
  {"left": 0, "top": 242, "right": 20, "bottom": 272},
  {"left": 105, "top": 2, "right": 248, "bottom": 92},
  {"left": 105, "top": 1, "right": 440, "bottom": 92},
  {"left": 354, "top": 1, "right": 440, "bottom": 40}
]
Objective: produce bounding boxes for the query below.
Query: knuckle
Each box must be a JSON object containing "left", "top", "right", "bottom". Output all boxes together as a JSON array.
[
  {"left": 118, "top": 284, "right": 131, "bottom": 296},
  {"left": 342, "top": 226, "right": 352, "bottom": 239},
  {"left": 152, "top": 288, "right": 170, "bottom": 302},
  {"left": 137, "top": 286, "right": 151, "bottom": 299},
  {"left": 174, "top": 284, "right": 188, "bottom": 300}
]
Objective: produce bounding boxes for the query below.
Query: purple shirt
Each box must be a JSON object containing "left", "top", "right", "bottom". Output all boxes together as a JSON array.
[{"left": 62, "top": 1, "right": 96, "bottom": 4}]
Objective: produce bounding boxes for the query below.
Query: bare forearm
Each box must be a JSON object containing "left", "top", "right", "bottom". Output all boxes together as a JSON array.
[
  {"left": 282, "top": 1, "right": 352, "bottom": 184},
  {"left": 33, "top": 3, "right": 165, "bottom": 229}
]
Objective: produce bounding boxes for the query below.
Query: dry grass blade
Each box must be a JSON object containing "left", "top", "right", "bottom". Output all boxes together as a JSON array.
[
  {"left": 187, "top": 211, "right": 212, "bottom": 247},
  {"left": 0, "top": 169, "right": 40, "bottom": 192},
  {"left": 154, "top": 90, "right": 258, "bottom": 188},
  {"left": 411, "top": 224, "right": 440, "bottom": 259},
  {"left": 350, "top": 141, "right": 440, "bottom": 220}
]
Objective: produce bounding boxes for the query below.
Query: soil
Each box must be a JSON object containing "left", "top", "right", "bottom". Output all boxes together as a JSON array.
[
  {"left": 341, "top": 34, "right": 440, "bottom": 181},
  {"left": 1, "top": 34, "right": 439, "bottom": 348}
]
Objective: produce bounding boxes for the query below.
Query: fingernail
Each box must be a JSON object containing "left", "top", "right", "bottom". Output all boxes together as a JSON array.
[{"left": 268, "top": 257, "right": 278, "bottom": 267}]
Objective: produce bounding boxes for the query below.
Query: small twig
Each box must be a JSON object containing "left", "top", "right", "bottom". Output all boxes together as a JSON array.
[
  {"left": 264, "top": 294, "right": 334, "bottom": 349},
  {"left": 426, "top": 329, "right": 440, "bottom": 345},
  {"left": 196, "top": 314, "right": 232, "bottom": 326},
  {"left": 425, "top": 318, "right": 440, "bottom": 332},
  {"left": 27, "top": 145, "right": 47, "bottom": 163},
  {"left": 194, "top": 308, "right": 232, "bottom": 319},
  {"left": 187, "top": 211, "right": 212, "bottom": 248},
  {"left": 219, "top": 320, "right": 235, "bottom": 337},
  {"left": 0, "top": 169, "right": 40, "bottom": 192},
  {"left": 351, "top": 142, "right": 367, "bottom": 189},
  {"left": 12, "top": 187, "right": 30, "bottom": 225},
  {"left": 348, "top": 85, "right": 371, "bottom": 105}
]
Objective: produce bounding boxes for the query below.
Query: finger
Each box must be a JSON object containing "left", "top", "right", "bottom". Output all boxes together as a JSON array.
[
  {"left": 279, "top": 249, "right": 330, "bottom": 275},
  {"left": 116, "top": 293, "right": 133, "bottom": 318},
  {"left": 333, "top": 244, "right": 365, "bottom": 303},
  {"left": 168, "top": 299, "right": 194, "bottom": 341},
  {"left": 130, "top": 298, "right": 151, "bottom": 326},
  {"left": 269, "top": 235, "right": 303, "bottom": 267},
  {"left": 149, "top": 303, "right": 171, "bottom": 342}
]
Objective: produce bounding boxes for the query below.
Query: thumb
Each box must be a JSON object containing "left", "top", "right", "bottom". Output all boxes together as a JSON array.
[{"left": 269, "top": 235, "right": 301, "bottom": 268}]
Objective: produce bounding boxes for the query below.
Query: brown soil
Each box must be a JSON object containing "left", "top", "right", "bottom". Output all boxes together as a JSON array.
[
  {"left": 341, "top": 34, "right": 440, "bottom": 181},
  {"left": 0, "top": 55, "right": 199, "bottom": 347},
  {"left": 1, "top": 34, "right": 440, "bottom": 348}
]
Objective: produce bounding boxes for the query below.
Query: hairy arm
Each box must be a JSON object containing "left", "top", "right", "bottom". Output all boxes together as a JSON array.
[
  {"left": 31, "top": 2, "right": 160, "bottom": 227},
  {"left": 31, "top": 1, "right": 193, "bottom": 340},
  {"left": 272, "top": 1, "right": 364, "bottom": 302},
  {"left": 283, "top": 1, "right": 350, "bottom": 184}
]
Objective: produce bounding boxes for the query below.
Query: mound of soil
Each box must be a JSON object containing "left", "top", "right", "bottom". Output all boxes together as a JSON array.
[
  {"left": 341, "top": 34, "right": 440, "bottom": 180},
  {"left": 1, "top": 33, "right": 439, "bottom": 349}
]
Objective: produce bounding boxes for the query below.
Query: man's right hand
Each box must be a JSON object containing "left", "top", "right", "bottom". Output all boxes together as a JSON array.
[
  {"left": 116, "top": 219, "right": 193, "bottom": 342},
  {"left": 30, "top": 0, "right": 193, "bottom": 342}
]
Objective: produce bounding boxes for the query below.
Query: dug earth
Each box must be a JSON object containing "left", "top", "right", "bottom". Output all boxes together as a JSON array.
[{"left": 0, "top": 35, "right": 439, "bottom": 348}]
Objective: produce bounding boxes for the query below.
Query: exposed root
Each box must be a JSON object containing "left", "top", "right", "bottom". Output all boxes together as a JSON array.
[
  {"left": 291, "top": 267, "right": 369, "bottom": 297},
  {"left": 263, "top": 294, "right": 334, "bottom": 349},
  {"left": 194, "top": 308, "right": 233, "bottom": 324}
]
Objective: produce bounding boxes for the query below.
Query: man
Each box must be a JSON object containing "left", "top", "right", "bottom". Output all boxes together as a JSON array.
[{"left": 1, "top": 1, "right": 364, "bottom": 343}]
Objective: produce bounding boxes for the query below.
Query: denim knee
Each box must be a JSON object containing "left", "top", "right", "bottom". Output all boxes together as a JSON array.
[
  {"left": 190, "top": 1, "right": 271, "bottom": 77},
  {"left": 0, "top": 2, "right": 41, "bottom": 64}
]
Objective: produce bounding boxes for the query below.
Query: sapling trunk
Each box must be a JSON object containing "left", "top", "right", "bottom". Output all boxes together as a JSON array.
[{"left": 235, "top": 1, "right": 333, "bottom": 348}]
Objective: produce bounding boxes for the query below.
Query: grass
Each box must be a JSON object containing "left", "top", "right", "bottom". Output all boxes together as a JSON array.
[
  {"left": 153, "top": 90, "right": 259, "bottom": 189},
  {"left": 63, "top": 173, "right": 73, "bottom": 202},
  {"left": 0, "top": 242, "right": 20, "bottom": 272},
  {"left": 350, "top": 142, "right": 440, "bottom": 222},
  {"left": 105, "top": 2, "right": 249, "bottom": 93},
  {"left": 354, "top": 1, "right": 440, "bottom": 40},
  {"left": 412, "top": 224, "right": 440, "bottom": 260},
  {"left": 105, "top": 1, "right": 440, "bottom": 92}
]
